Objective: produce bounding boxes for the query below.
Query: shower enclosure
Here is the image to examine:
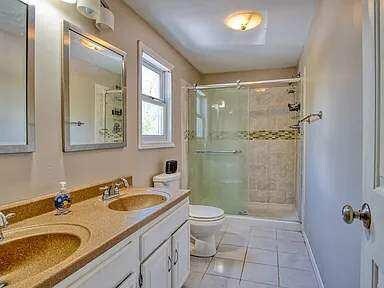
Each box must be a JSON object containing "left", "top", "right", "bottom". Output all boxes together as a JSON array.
[{"left": 187, "top": 78, "right": 302, "bottom": 221}]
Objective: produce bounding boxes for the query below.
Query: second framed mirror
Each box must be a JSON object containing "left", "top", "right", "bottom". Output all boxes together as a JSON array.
[{"left": 62, "top": 21, "right": 127, "bottom": 152}]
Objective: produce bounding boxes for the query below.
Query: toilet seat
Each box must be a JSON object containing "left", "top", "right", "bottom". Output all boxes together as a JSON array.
[{"left": 190, "top": 205, "right": 225, "bottom": 222}]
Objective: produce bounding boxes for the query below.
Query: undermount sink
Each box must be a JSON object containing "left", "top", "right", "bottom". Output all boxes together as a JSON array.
[
  {"left": 0, "top": 224, "right": 89, "bottom": 286},
  {"left": 108, "top": 194, "right": 168, "bottom": 212}
]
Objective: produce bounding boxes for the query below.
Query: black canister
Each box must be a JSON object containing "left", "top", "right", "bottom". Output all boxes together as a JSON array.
[{"left": 165, "top": 160, "right": 177, "bottom": 174}]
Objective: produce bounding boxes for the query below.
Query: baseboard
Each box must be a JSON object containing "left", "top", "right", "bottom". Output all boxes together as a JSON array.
[{"left": 303, "top": 231, "right": 325, "bottom": 288}]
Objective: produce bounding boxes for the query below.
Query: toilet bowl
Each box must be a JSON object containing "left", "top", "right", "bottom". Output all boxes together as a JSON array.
[
  {"left": 190, "top": 205, "right": 225, "bottom": 257},
  {"left": 153, "top": 172, "right": 226, "bottom": 257}
]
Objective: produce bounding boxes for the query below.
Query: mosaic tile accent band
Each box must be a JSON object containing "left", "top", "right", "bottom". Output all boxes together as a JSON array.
[
  {"left": 247, "top": 130, "right": 299, "bottom": 140},
  {"left": 185, "top": 130, "right": 299, "bottom": 141}
]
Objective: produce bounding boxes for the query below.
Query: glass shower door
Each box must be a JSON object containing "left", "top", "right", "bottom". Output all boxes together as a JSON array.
[{"left": 188, "top": 87, "right": 249, "bottom": 215}]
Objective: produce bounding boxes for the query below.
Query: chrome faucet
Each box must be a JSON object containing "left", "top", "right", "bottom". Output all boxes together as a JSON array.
[
  {"left": 100, "top": 177, "right": 130, "bottom": 201},
  {"left": 120, "top": 177, "right": 129, "bottom": 188},
  {"left": 0, "top": 212, "right": 15, "bottom": 241}
]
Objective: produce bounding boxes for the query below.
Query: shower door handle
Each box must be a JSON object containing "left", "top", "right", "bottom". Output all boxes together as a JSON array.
[{"left": 195, "top": 149, "right": 242, "bottom": 154}]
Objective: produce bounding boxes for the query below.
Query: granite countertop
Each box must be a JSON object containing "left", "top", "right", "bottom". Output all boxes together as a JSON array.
[{"left": 0, "top": 187, "right": 190, "bottom": 288}]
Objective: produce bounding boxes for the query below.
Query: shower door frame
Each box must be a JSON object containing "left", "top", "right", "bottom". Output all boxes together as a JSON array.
[
  {"left": 184, "top": 77, "right": 303, "bottom": 220},
  {"left": 180, "top": 79, "right": 191, "bottom": 189}
]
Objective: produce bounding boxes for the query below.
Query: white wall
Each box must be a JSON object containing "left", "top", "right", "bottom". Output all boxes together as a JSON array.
[{"left": 299, "top": 0, "right": 363, "bottom": 287}]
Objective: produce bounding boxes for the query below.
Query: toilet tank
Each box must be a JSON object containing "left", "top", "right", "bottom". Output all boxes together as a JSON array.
[{"left": 153, "top": 172, "right": 181, "bottom": 194}]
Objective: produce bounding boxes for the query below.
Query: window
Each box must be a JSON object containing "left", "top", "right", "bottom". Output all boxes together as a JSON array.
[{"left": 138, "top": 42, "right": 174, "bottom": 149}]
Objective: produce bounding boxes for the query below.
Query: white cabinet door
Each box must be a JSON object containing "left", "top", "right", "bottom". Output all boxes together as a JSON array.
[
  {"left": 58, "top": 238, "right": 139, "bottom": 288},
  {"left": 141, "top": 238, "right": 172, "bottom": 288},
  {"left": 171, "top": 221, "right": 190, "bottom": 288},
  {"left": 117, "top": 273, "right": 137, "bottom": 288}
]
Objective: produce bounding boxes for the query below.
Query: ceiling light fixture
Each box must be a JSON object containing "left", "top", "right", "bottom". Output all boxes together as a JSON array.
[
  {"left": 225, "top": 11, "right": 263, "bottom": 31},
  {"left": 61, "top": 0, "right": 77, "bottom": 3}
]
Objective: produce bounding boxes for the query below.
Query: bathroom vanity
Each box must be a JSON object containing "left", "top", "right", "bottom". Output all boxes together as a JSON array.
[
  {"left": 0, "top": 181, "right": 190, "bottom": 288},
  {"left": 56, "top": 198, "right": 190, "bottom": 288}
]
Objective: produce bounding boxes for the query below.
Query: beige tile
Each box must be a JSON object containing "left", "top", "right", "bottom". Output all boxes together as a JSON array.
[
  {"left": 248, "top": 237, "right": 278, "bottom": 251},
  {"left": 221, "top": 232, "right": 249, "bottom": 247},
  {"left": 207, "top": 258, "right": 243, "bottom": 279},
  {"left": 277, "top": 240, "right": 308, "bottom": 255},
  {"left": 200, "top": 275, "right": 240, "bottom": 288},
  {"left": 278, "top": 252, "right": 312, "bottom": 271},
  {"left": 279, "top": 267, "right": 318, "bottom": 288},
  {"left": 216, "top": 244, "right": 247, "bottom": 261},
  {"left": 239, "top": 281, "right": 276, "bottom": 288},
  {"left": 277, "top": 230, "right": 303, "bottom": 242},
  {"left": 246, "top": 248, "right": 277, "bottom": 266},
  {"left": 183, "top": 272, "right": 203, "bottom": 288},
  {"left": 191, "top": 256, "right": 212, "bottom": 273},
  {"left": 250, "top": 228, "right": 277, "bottom": 240},
  {"left": 242, "top": 263, "right": 278, "bottom": 285}
]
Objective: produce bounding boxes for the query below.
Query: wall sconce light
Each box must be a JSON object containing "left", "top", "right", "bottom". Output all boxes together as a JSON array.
[
  {"left": 76, "top": 0, "right": 100, "bottom": 19},
  {"left": 60, "top": 0, "right": 114, "bottom": 32},
  {"left": 96, "top": 6, "right": 114, "bottom": 31}
]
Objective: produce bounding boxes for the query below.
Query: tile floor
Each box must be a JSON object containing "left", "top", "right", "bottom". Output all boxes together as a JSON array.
[{"left": 183, "top": 219, "right": 318, "bottom": 288}]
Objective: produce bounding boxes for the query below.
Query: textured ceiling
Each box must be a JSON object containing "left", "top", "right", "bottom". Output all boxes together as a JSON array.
[{"left": 123, "top": 0, "right": 316, "bottom": 73}]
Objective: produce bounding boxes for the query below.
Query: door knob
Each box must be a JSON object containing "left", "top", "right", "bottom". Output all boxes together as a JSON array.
[{"left": 342, "top": 203, "right": 371, "bottom": 229}]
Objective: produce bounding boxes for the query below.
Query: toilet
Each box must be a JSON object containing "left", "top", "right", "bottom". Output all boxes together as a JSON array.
[{"left": 153, "top": 173, "right": 225, "bottom": 257}]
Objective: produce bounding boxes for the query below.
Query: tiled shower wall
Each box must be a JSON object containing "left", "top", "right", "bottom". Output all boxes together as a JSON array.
[{"left": 247, "top": 85, "right": 299, "bottom": 207}]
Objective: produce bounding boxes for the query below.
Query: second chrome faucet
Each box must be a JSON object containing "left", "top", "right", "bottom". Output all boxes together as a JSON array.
[{"left": 100, "top": 177, "right": 130, "bottom": 201}]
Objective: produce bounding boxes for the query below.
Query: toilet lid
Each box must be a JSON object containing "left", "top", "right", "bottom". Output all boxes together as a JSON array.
[{"left": 190, "top": 205, "right": 225, "bottom": 220}]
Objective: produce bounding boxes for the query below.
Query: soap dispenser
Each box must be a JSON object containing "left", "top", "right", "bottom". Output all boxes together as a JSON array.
[{"left": 54, "top": 181, "right": 71, "bottom": 215}]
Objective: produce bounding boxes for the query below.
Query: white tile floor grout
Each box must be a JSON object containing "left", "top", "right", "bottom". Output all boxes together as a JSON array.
[{"left": 184, "top": 218, "right": 318, "bottom": 288}]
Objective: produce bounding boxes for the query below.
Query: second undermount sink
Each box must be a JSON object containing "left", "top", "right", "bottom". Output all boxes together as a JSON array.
[
  {"left": 108, "top": 194, "right": 168, "bottom": 212},
  {"left": 0, "top": 224, "right": 89, "bottom": 286}
]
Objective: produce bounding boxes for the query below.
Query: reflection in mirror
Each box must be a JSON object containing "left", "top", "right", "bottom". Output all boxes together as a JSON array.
[
  {"left": 0, "top": 0, "right": 35, "bottom": 153},
  {"left": 62, "top": 21, "right": 126, "bottom": 151}
]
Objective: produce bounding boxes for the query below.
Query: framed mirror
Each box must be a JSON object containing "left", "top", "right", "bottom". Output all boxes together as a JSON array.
[
  {"left": 62, "top": 21, "right": 127, "bottom": 152},
  {"left": 0, "top": 0, "right": 35, "bottom": 154}
]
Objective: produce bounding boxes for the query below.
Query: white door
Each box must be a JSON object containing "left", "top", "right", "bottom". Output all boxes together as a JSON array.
[
  {"left": 141, "top": 238, "right": 172, "bottom": 288},
  {"left": 359, "top": 0, "right": 384, "bottom": 287},
  {"left": 171, "top": 221, "right": 190, "bottom": 288}
]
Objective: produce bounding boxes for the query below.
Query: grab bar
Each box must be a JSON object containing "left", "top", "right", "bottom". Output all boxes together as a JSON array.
[{"left": 195, "top": 149, "right": 242, "bottom": 154}]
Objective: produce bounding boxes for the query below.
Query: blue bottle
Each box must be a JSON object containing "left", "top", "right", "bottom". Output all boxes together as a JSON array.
[{"left": 54, "top": 181, "right": 71, "bottom": 215}]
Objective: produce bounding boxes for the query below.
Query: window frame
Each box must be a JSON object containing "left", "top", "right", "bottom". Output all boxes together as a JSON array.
[{"left": 138, "top": 41, "right": 175, "bottom": 149}]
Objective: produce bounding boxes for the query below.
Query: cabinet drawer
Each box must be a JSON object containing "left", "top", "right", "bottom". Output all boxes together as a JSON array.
[
  {"left": 59, "top": 238, "right": 139, "bottom": 288},
  {"left": 141, "top": 201, "right": 189, "bottom": 260}
]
